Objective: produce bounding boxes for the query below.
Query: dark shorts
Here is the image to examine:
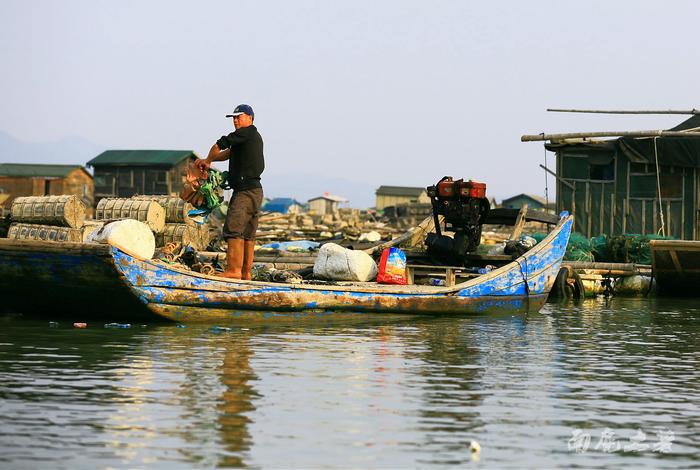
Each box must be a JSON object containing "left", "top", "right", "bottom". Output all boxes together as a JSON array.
[{"left": 223, "top": 187, "right": 264, "bottom": 240}]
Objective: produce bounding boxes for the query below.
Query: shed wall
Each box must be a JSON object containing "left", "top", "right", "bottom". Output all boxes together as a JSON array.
[{"left": 555, "top": 149, "right": 696, "bottom": 239}]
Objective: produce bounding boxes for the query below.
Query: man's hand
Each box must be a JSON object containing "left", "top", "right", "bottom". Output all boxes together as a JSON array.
[{"left": 195, "top": 158, "right": 211, "bottom": 173}]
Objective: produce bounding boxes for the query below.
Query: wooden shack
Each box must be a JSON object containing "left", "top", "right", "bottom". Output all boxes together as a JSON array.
[
  {"left": 375, "top": 185, "right": 429, "bottom": 210},
  {"left": 87, "top": 150, "right": 198, "bottom": 204},
  {"left": 0, "top": 163, "right": 93, "bottom": 216},
  {"left": 544, "top": 115, "right": 700, "bottom": 239},
  {"left": 501, "top": 193, "right": 554, "bottom": 211},
  {"left": 307, "top": 194, "right": 348, "bottom": 215}
]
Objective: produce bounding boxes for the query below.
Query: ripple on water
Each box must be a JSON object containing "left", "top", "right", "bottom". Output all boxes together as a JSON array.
[{"left": 0, "top": 299, "right": 698, "bottom": 468}]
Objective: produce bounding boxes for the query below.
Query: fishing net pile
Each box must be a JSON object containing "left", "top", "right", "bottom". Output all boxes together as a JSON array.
[
  {"left": 606, "top": 234, "right": 674, "bottom": 264},
  {"left": 531, "top": 232, "right": 675, "bottom": 264},
  {"left": 584, "top": 233, "right": 675, "bottom": 264}
]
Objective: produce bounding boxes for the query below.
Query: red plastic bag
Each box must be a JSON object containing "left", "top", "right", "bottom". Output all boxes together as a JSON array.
[{"left": 377, "top": 247, "right": 407, "bottom": 285}]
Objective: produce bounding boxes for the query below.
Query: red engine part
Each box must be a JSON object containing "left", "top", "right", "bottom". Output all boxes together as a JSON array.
[
  {"left": 426, "top": 176, "right": 490, "bottom": 260},
  {"left": 435, "top": 178, "right": 487, "bottom": 199}
]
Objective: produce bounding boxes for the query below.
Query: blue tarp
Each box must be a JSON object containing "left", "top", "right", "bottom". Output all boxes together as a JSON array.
[
  {"left": 263, "top": 198, "right": 302, "bottom": 214},
  {"left": 260, "top": 240, "right": 320, "bottom": 252}
]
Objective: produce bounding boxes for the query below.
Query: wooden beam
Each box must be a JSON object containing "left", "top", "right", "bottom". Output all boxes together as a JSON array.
[
  {"left": 669, "top": 250, "right": 683, "bottom": 273},
  {"left": 363, "top": 214, "right": 442, "bottom": 255},
  {"left": 539, "top": 164, "right": 575, "bottom": 190},
  {"left": 509, "top": 204, "right": 528, "bottom": 241},
  {"left": 522, "top": 130, "right": 700, "bottom": 142},
  {"left": 547, "top": 108, "right": 700, "bottom": 115}
]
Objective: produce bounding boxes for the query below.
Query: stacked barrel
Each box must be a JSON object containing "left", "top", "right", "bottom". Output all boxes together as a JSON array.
[
  {"left": 5, "top": 195, "right": 210, "bottom": 250},
  {"left": 96, "top": 196, "right": 209, "bottom": 250},
  {"left": 7, "top": 195, "right": 87, "bottom": 242}
]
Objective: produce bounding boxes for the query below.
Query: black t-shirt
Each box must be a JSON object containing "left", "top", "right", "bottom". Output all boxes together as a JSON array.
[{"left": 216, "top": 124, "right": 265, "bottom": 191}]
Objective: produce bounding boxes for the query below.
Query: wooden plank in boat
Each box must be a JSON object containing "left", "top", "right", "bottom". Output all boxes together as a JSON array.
[
  {"left": 484, "top": 208, "right": 559, "bottom": 225},
  {"left": 406, "top": 264, "right": 479, "bottom": 287}
]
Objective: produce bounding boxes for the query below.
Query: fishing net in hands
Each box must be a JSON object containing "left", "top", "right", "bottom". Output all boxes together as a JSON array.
[{"left": 179, "top": 162, "right": 230, "bottom": 223}]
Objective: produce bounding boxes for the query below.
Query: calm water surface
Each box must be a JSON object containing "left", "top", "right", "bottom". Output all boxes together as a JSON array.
[{"left": 0, "top": 297, "right": 698, "bottom": 468}]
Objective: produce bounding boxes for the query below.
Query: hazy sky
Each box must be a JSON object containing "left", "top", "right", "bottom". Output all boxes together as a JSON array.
[{"left": 1, "top": 1, "right": 698, "bottom": 207}]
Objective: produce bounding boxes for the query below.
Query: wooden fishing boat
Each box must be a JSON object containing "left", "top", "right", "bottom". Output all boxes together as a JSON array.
[
  {"left": 0, "top": 212, "right": 572, "bottom": 322},
  {"left": 650, "top": 239, "right": 700, "bottom": 295}
]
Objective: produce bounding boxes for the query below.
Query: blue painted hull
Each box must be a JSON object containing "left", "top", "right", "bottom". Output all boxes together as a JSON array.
[{"left": 0, "top": 215, "right": 572, "bottom": 322}]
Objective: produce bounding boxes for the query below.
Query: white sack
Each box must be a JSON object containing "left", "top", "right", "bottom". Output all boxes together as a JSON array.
[
  {"left": 313, "top": 243, "right": 378, "bottom": 282},
  {"left": 358, "top": 231, "right": 381, "bottom": 242},
  {"left": 87, "top": 219, "right": 155, "bottom": 260}
]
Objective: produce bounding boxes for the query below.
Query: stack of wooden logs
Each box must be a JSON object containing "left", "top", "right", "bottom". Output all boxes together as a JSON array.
[{"left": 253, "top": 208, "right": 395, "bottom": 244}]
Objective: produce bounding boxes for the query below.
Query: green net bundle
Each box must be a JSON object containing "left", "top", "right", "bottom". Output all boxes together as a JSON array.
[
  {"left": 590, "top": 234, "right": 609, "bottom": 262},
  {"left": 607, "top": 234, "right": 674, "bottom": 265},
  {"left": 531, "top": 231, "right": 594, "bottom": 262}
]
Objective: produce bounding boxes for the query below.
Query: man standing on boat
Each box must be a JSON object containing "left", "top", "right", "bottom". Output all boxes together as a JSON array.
[{"left": 196, "top": 104, "right": 264, "bottom": 280}]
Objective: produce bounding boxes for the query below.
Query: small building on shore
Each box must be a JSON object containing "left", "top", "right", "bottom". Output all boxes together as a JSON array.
[
  {"left": 501, "top": 193, "right": 553, "bottom": 211},
  {"left": 0, "top": 163, "right": 94, "bottom": 215},
  {"left": 308, "top": 194, "right": 348, "bottom": 215},
  {"left": 263, "top": 197, "right": 305, "bottom": 214},
  {"left": 375, "top": 185, "right": 429, "bottom": 210},
  {"left": 87, "top": 150, "right": 198, "bottom": 204},
  {"left": 544, "top": 115, "right": 700, "bottom": 239}
]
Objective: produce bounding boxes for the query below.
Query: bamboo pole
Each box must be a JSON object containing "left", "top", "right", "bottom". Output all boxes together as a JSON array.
[
  {"left": 363, "top": 214, "right": 442, "bottom": 255},
  {"left": 539, "top": 164, "right": 574, "bottom": 190},
  {"left": 521, "top": 130, "right": 700, "bottom": 142},
  {"left": 547, "top": 108, "right": 700, "bottom": 115}
]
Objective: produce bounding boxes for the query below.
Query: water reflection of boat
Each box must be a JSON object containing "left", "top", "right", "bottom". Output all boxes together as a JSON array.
[{"left": 0, "top": 214, "right": 572, "bottom": 322}]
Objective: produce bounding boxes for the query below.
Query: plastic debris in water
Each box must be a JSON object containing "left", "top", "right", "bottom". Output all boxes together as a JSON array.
[
  {"left": 105, "top": 323, "right": 131, "bottom": 328},
  {"left": 48, "top": 321, "right": 59, "bottom": 327},
  {"left": 210, "top": 326, "right": 232, "bottom": 333},
  {"left": 176, "top": 324, "right": 187, "bottom": 328},
  {"left": 469, "top": 439, "right": 481, "bottom": 462},
  {"left": 73, "top": 322, "right": 87, "bottom": 328}
]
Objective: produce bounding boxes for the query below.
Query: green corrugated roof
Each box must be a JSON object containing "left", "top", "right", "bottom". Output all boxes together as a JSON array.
[
  {"left": 0, "top": 163, "right": 87, "bottom": 178},
  {"left": 87, "top": 150, "right": 197, "bottom": 167},
  {"left": 376, "top": 185, "right": 426, "bottom": 197}
]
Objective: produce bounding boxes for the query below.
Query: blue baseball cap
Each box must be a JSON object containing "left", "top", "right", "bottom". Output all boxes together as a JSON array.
[{"left": 226, "top": 104, "right": 254, "bottom": 118}]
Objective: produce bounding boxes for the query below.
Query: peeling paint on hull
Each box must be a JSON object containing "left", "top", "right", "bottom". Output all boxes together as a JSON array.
[{"left": 114, "top": 215, "right": 572, "bottom": 321}]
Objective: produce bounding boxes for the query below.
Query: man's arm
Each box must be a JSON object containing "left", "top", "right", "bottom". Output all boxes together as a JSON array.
[{"left": 196, "top": 143, "right": 230, "bottom": 171}]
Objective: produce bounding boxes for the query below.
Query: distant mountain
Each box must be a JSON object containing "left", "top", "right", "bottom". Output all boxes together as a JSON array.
[{"left": 0, "top": 130, "right": 104, "bottom": 169}]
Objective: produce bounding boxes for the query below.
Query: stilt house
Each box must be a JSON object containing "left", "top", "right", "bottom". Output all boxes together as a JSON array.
[
  {"left": 87, "top": 150, "right": 198, "bottom": 204},
  {"left": 545, "top": 115, "right": 700, "bottom": 239}
]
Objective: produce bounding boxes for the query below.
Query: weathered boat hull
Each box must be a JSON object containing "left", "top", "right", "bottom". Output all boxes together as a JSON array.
[
  {"left": 0, "top": 214, "right": 572, "bottom": 322},
  {"left": 0, "top": 241, "right": 156, "bottom": 319},
  {"left": 145, "top": 297, "right": 547, "bottom": 323}
]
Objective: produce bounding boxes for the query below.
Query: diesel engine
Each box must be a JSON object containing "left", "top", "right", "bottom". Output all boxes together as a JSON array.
[{"left": 425, "top": 176, "right": 490, "bottom": 264}]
